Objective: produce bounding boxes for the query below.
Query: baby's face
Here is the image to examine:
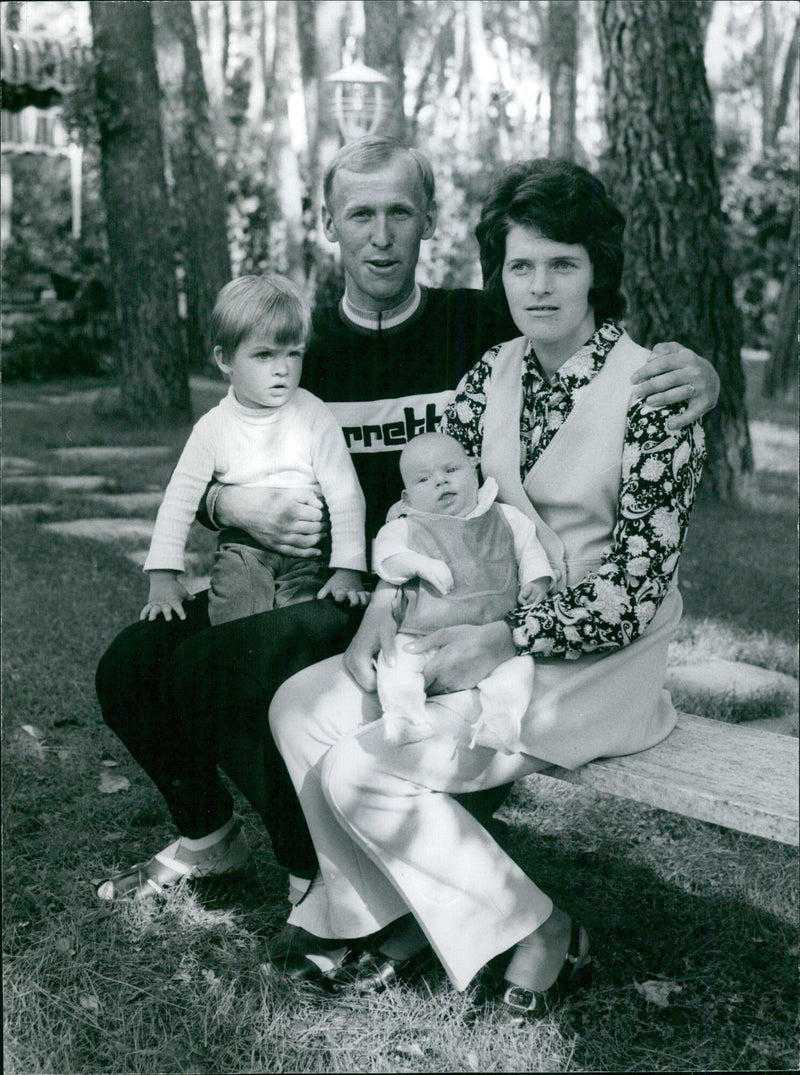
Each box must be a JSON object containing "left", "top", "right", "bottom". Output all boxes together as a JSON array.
[{"left": 401, "top": 435, "right": 480, "bottom": 517}]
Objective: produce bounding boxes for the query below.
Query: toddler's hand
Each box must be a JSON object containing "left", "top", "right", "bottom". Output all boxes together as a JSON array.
[
  {"left": 141, "top": 570, "right": 193, "bottom": 622},
  {"left": 518, "top": 575, "right": 550, "bottom": 605},
  {"left": 318, "top": 568, "right": 370, "bottom": 607}
]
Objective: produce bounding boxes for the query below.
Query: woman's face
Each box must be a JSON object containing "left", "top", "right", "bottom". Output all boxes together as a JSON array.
[{"left": 501, "top": 225, "right": 596, "bottom": 367}]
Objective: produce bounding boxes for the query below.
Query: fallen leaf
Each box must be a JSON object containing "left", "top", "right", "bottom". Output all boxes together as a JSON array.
[
  {"left": 55, "top": 936, "right": 76, "bottom": 955},
  {"left": 98, "top": 772, "right": 130, "bottom": 794},
  {"left": 465, "top": 1051, "right": 481, "bottom": 1071},
  {"left": 19, "top": 725, "right": 46, "bottom": 759},
  {"left": 101, "top": 759, "right": 120, "bottom": 768},
  {"left": 393, "top": 1043, "right": 424, "bottom": 1060},
  {"left": 634, "top": 979, "right": 683, "bottom": 1007},
  {"left": 79, "top": 994, "right": 101, "bottom": 1014}
]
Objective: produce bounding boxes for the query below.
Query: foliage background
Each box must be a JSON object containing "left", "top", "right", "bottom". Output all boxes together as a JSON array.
[{"left": 2, "top": 0, "right": 797, "bottom": 379}]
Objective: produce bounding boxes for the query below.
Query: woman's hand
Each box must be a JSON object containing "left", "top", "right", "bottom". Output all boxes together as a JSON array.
[
  {"left": 405, "top": 620, "right": 518, "bottom": 695},
  {"left": 343, "top": 583, "right": 399, "bottom": 692},
  {"left": 631, "top": 343, "right": 720, "bottom": 429},
  {"left": 213, "top": 485, "right": 329, "bottom": 557}
]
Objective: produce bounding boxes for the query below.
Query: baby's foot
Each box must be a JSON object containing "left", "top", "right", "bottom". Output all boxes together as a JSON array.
[{"left": 468, "top": 715, "right": 519, "bottom": 754}]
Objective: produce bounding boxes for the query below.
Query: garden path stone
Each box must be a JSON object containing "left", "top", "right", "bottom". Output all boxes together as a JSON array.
[
  {"left": 87, "top": 491, "right": 163, "bottom": 512},
  {"left": 2, "top": 456, "right": 41, "bottom": 474},
  {"left": 2, "top": 502, "right": 59, "bottom": 520},
  {"left": 40, "top": 389, "right": 104, "bottom": 405},
  {"left": 42, "top": 517, "right": 156, "bottom": 543},
  {"left": 51, "top": 446, "right": 172, "bottom": 463},
  {"left": 4, "top": 474, "right": 109, "bottom": 492},
  {"left": 666, "top": 659, "right": 798, "bottom": 709}
]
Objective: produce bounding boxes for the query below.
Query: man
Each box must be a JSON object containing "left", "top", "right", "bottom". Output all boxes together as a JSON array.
[{"left": 95, "top": 137, "right": 718, "bottom": 963}]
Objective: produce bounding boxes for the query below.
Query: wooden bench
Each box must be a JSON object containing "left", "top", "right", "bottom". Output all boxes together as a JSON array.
[{"left": 537, "top": 712, "right": 799, "bottom": 846}]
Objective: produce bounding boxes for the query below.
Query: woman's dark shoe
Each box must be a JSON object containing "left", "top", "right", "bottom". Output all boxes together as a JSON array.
[
  {"left": 261, "top": 941, "right": 354, "bottom": 989},
  {"left": 327, "top": 944, "right": 435, "bottom": 995},
  {"left": 497, "top": 919, "right": 592, "bottom": 1017}
]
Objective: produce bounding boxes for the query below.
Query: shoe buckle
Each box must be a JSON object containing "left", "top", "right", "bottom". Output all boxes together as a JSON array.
[{"left": 501, "top": 984, "right": 540, "bottom": 1013}]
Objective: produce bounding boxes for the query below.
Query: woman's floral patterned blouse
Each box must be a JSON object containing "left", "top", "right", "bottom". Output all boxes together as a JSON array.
[{"left": 439, "top": 321, "right": 706, "bottom": 659}]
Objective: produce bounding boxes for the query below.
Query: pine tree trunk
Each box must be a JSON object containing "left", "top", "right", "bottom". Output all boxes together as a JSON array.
[
  {"left": 90, "top": 0, "right": 189, "bottom": 422},
  {"left": 548, "top": 0, "right": 579, "bottom": 160},
  {"left": 597, "top": 0, "right": 753, "bottom": 500},
  {"left": 364, "top": 0, "right": 406, "bottom": 142},
  {"left": 153, "top": 0, "right": 232, "bottom": 371},
  {"left": 763, "top": 204, "right": 798, "bottom": 397},
  {"left": 269, "top": 0, "right": 306, "bottom": 284}
]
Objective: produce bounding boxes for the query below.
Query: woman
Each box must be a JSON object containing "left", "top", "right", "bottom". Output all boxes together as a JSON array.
[{"left": 268, "top": 158, "right": 706, "bottom": 1012}]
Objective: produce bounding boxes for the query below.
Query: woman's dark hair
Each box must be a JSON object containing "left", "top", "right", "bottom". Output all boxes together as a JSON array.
[{"left": 476, "top": 158, "right": 626, "bottom": 326}]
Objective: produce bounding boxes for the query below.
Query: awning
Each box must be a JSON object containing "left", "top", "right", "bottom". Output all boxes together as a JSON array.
[{"left": 1, "top": 31, "right": 91, "bottom": 112}]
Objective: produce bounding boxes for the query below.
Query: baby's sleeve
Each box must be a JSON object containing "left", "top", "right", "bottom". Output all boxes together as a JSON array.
[{"left": 372, "top": 519, "right": 414, "bottom": 583}]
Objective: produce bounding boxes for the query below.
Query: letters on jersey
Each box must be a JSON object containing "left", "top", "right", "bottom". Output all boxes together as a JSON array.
[{"left": 326, "top": 391, "right": 455, "bottom": 453}]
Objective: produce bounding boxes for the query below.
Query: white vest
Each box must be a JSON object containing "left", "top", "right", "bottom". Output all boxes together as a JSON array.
[{"left": 466, "top": 333, "right": 680, "bottom": 767}]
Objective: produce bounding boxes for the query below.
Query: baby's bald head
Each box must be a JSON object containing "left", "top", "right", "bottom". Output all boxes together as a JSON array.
[{"left": 399, "top": 433, "right": 479, "bottom": 517}]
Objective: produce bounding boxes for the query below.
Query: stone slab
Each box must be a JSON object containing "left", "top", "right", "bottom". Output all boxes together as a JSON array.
[
  {"left": 666, "top": 659, "right": 798, "bottom": 704},
  {"left": 42, "top": 517, "right": 155, "bottom": 543},
  {"left": 4, "top": 475, "right": 108, "bottom": 492},
  {"left": 51, "top": 446, "right": 172, "bottom": 463},
  {"left": 40, "top": 389, "right": 104, "bottom": 405},
  {"left": 2, "top": 502, "right": 59, "bottom": 520},
  {"left": 1, "top": 456, "right": 41, "bottom": 474},
  {"left": 749, "top": 420, "right": 799, "bottom": 475},
  {"left": 87, "top": 492, "right": 163, "bottom": 512}
]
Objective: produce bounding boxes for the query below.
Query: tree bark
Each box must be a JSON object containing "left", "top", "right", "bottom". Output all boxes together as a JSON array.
[
  {"left": 153, "top": 0, "right": 232, "bottom": 371},
  {"left": 761, "top": 0, "right": 776, "bottom": 152},
  {"left": 548, "top": 0, "right": 579, "bottom": 159},
  {"left": 269, "top": 0, "right": 306, "bottom": 283},
  {"left": 597, "top": 0, "right": 752, "bottom": 500},
  {"left": 364, "top": 0, "right": 406, "bottom": 142},
  {"left": 296, "top": 0, "right": 344, "bottom": 210},
  {"left": 763, "top": 204, "right": 798, "bottom": 397},
  {"left": 770, "top": 15, "right": 800, "bottom": 145},
  {"left": 90, "top": 0, "right": 189, "bottom": 422}
]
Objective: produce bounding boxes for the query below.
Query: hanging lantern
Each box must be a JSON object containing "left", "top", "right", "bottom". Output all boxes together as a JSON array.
[{"left": 326, "top": 61, "right": 392, "bottom": 142}]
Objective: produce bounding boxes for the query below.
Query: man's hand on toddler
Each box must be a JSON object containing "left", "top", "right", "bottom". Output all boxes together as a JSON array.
[
  {"left": 518, "top": 576, "right": 550, "bottom": 604},
  {"left": 317, "top": 568, "right": 370, "bottom": 607},
  {"left": 141, "top": 570, "right": 194, "bottom": 622}
]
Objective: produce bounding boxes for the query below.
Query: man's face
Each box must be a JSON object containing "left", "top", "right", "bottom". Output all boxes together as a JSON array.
[{"left": 322, "top": 156, "right": 437, "bottom": 312}]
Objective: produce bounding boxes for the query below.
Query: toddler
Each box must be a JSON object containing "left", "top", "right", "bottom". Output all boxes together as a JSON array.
[
  {"left": 373, "top": 432, "right": 553, "bottom": 753},
  {"left": 142, "top": 274, "right": 368, "bottom": 625}
]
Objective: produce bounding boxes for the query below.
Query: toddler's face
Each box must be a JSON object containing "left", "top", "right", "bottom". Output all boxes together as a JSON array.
[
  {"left": 215, "top": 333, "right": 304, "bottom": 410},
  {"left": 401, "top": 436, "right": 479, "bottom": 517}
]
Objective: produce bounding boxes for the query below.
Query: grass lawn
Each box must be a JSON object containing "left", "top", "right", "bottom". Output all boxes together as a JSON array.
[{"left": 2, "top": 360, "right": 798, "bottom": 1073}]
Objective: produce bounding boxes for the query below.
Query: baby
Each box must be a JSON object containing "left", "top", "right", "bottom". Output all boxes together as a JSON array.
[
  {"left": 372, "top": 432, "right": 553, "bottom": 753},
  {"left": 142, "top": 273, "right": 368, "bottom": 625}
]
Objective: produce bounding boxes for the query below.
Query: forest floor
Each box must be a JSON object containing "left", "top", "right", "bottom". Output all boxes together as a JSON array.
[{"left": 2, "top": 356, "right": 798, "bottom": 1073}]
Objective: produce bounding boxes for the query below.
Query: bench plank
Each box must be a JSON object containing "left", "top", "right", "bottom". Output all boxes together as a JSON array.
[{"left": 538, "top": 712, "right": 799, "bottom": 846}]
